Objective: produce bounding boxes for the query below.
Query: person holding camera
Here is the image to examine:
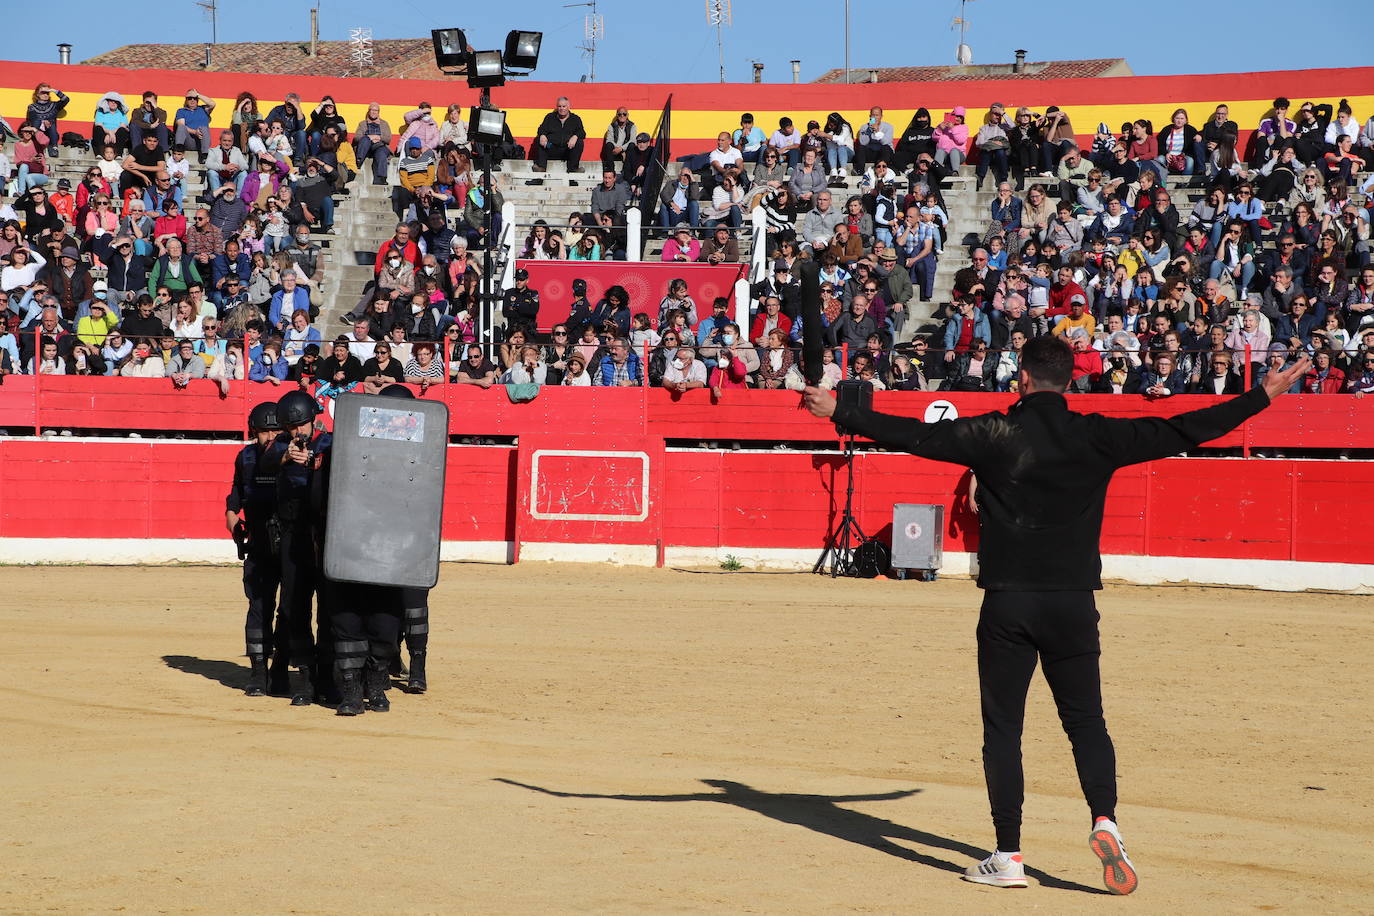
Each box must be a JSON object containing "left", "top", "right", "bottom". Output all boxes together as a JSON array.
[{"left": 263, "top": 390, "right": 333, "bottom": 707}]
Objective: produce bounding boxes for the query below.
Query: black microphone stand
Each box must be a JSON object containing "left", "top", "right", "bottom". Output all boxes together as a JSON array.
[{"left": 813, "top": 427, "right": 868, "bottom": 578}]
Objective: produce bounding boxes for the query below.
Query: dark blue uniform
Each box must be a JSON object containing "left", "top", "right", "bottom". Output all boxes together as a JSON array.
[
  {"left": 226, "top": 441, "right": 281, "bottom": 663},
  {"left": 265, "top": 430, "right": 333, "bottom": 675}
]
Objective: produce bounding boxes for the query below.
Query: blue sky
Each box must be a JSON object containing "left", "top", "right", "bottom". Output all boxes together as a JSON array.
[{"left": 3, "top": 0, "right": 1372, "bottom": 84}]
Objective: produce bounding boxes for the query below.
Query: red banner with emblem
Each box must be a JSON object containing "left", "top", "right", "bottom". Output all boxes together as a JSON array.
[{"left": 515, "top": 260, "right": 747, "bottom": 332}]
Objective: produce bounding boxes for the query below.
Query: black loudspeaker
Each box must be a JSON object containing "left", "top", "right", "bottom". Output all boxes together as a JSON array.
[{"left": 834, "top": 379, "right": 873, "bottom": 415}]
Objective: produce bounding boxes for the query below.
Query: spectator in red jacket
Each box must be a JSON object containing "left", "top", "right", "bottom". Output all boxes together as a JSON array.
[
  {"left": 1304, "top": 350, "right": 1345, "bottom": 393},
  {"left": 750, "top": 295, "right": 792, "bottom": 347},
  {"left": 1048, "top": 266, "right": 1087, "bottom": 318},
  {"left": 373, "top": 223, "right": 422, "bottom": 276}
]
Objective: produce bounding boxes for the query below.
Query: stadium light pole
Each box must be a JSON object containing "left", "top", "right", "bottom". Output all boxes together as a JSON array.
[{"left": 433, "top": 29, "right": 542, "bottom": 344}]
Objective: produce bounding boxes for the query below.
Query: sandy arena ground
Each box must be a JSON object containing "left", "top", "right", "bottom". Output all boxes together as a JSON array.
[{"left": 1, "top": 563, "right": 1369, "bottom": 915}]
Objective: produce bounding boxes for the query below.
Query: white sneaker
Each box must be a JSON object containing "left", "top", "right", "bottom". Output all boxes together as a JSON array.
[
  {"left": 961, "top": 850, "right": 1028, "bottom": 888},
  {"left": 1089, "top": 818, "right": 1138, "bottom": 895}
]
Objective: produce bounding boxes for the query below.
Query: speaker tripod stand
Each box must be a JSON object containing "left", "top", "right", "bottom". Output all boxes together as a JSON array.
[{"left": 813, "top": 433, "right": 869, "bottom": 578}]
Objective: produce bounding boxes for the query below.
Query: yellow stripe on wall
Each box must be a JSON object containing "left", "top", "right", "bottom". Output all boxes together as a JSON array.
[{"left": 6, "top": 89, "right": 1372, "bottom": 144}]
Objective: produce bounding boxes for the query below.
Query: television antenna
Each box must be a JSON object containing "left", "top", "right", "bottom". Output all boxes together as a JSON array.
[
  {"left": 706, "top": 0, "right": 732, "bottom": 82},
  {"left": 195, "top": 0, "right": 218, "bottom": 45},
  {"left": 951, "top": 0, "right": 975, "bottom": 64},
  {"left": 349, "top": 27, "right": 375, "bottom": 77},
  {"left": 564, "top": 0, "right": 604, "bottom": 82}
]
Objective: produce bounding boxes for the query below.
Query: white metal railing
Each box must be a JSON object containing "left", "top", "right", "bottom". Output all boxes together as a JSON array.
[
  {"left": 749, "top": 205, "right": 768, "bottom": 283},
  {"left": 626, "top": 207, "right": 643, "bottom": 262}
]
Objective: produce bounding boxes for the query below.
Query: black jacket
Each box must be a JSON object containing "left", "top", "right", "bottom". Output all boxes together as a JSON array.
[
  {"left": 537, "top": 111, "right": 586, "bottom": 147},
  {"left": 832, "top": 386, "right": 1271, "bottom": 590}
]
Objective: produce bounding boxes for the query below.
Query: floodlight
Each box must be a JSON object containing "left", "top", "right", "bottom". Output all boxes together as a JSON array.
[
  {"left": 504, "top": 30, "right": 542, "bottom": 71},
  {"left": 468, "top": 107, "right": 507, "bottom": 146},
  {"left": 431, "top": 29, "right": 468, "bottom": 70},
  {"left": 466, "top": 50, "right": 506, "bottom": 89}
]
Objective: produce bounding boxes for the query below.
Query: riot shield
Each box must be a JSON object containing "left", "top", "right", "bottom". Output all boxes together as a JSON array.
[{"left": 323, "top": 392, "right": 449, "bottom": 588}]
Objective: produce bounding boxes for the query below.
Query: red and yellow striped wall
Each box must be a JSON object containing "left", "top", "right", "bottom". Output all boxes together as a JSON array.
[{"left": 3, "top": 58, "right": 1372, "bottom": 153}]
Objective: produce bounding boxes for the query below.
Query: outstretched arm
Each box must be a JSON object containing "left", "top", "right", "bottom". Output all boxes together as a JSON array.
[
  {"left": 804, "top": 386, "right": 984, "bottom": 466},
  {"left": 1103, "top": 357, "right": 1309, "bottom": 467}
]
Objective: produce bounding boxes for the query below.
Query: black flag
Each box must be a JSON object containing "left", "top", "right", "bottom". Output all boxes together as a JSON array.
[
  {"left": 796, "top": 259, "right": 824, "bottom": 386},
  {"left": 638, "top": 94, "right": 673, "bottom": 227}
]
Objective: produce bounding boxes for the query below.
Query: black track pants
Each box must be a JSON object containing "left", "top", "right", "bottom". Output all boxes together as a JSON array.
[{"left": 977, "top": 590, "right": 1117, "bottom": 852}]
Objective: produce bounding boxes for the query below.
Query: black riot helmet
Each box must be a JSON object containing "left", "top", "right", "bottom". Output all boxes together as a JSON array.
[
  {"left": 276, "top": 390, "right": 320, "bottom": 428},
  {"left": 247, "top": 401, "right": 279, "bottom": 432},
  {"left": 377, "top": 384, "right": 416, "bottom": 399}
]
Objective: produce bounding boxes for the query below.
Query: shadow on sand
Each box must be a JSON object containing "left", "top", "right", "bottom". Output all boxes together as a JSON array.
[{"left": 495, "top": 777, "right": 1105, "bottom": 894}]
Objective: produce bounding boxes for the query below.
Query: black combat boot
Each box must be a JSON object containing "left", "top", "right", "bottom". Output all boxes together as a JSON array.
[
  {"left": 267, "top": 652, "right": 290, "bottom": 697},
  {"left": 335, "top": 666, "right": 365, "bottom": 716},
  {"left": 289, "top": 666, "right": 314, "bottom": 707},
  {"left": 364, "top": 658, "right": 391, "bottom": 712},
  {"left": 406, "top": 651, "right": 427, "bottom": 694},
  {"left": 244, "top": 655, "right": 268, "bottom": 697}
]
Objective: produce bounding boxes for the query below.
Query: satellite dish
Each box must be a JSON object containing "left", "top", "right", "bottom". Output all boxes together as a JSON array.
[{"left": 956, "top": 43, "right": 973, "bottom": 65}]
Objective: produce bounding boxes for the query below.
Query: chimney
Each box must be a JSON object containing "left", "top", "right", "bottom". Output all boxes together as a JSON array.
[
  {"left": 790, "top": 60, "right": 801, "bottom": 84},
  {"left": 868, "top": 69, "right": 879, "bottom": 83},
  {"left": 204, "top": 43, "right": 213, "bottom": 69},
  {"left": 309, "top": 7, "right": 319, "bottom": 57},
  {"left": 57, "top": 43, "right": 72, "bottom": 65},
  {"left": 752, "top": 62, "right": 764, "bottom": 83},
  {"left": 1013, "top": 49, "right": 1027, "bottom": 73}
]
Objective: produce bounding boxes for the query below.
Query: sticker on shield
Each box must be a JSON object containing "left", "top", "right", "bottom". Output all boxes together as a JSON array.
[{"left": 358, "top": 406, "right": 426, "bottom": 443}]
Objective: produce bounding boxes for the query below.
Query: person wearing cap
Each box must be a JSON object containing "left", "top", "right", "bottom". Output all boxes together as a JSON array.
[
  {"left": 700, "top": 226, "right": 740, "bottom": 265},
  {"left": 396, "top": 137, "right": 437, "bottom": 217},
  {"left": 103, "top": 236, "right": 149, "bottom": 306},
  {"left": 1052, "top": 294, "right": 1097, "bottom": 339},
  {"left": 48, "top": 178, "right": 77, "bottom": 225},
  {"left": 75, "top": 284, "right": 118, "bottom": 346},
  {"left": 855, "top": 106, "right": 896, "bottom": 176},
  {"left": 732, "top": 113, "right": 767, "bottom": 163},
  {"left": 752, "top": 258, "right": 802, "bottom": 319},
  {"left": 560, "top": 351, "right": 592, "bottom": 386},
  {"left": 933, "top": 107, "right": 969, "bottom": 175},
  {"left": 501, "top": 268, "right": 540, "bottom": 331},
  {"left": 622, "top": 131, "right": 655, "bottom": 198},
  {"left": 533, "top": 96, "right": 587, "bottom": 173},
  {"left": 1038, "top": 105, "right": 1077, "bottom": 174},
  {"left": 42, "top": 245, "right": 94, "bottom": 322},
  {"left": 661, "top": 227, "right": 700, "bottom": 263}
]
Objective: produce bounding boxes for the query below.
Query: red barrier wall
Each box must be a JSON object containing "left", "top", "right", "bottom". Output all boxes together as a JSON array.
[
  {"left": 2, "top": 381, "right": 1373, "bottom": 451},
  {"left": 513, "top": 260, "right": 746, "bottom": 332},
  {"left": 0, "top": 438, "right": 1366, "bottom": 568}
]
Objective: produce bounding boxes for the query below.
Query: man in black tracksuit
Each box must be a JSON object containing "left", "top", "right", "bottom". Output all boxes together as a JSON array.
[{"left": 804, "top": 335, "right": 1310, "bottom": 896}]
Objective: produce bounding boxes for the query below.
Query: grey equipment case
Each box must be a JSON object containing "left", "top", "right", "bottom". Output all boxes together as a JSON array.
[{"left": 323, "top": 392, "right": 450, "bottom": 588}]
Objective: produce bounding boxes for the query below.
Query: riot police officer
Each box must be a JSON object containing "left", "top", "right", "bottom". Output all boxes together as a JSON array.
[
  {"left": 267, "top": 389, "right": 332, "bottom": 707},
  {"left": 328, "top": 384, "right": 414, "bottom": 715},
  {"left": 225, "top": 402, "right": 283, "bottom": 697},
  {"left": 399, "top": 587, "right": 429, "bottom": 694}
]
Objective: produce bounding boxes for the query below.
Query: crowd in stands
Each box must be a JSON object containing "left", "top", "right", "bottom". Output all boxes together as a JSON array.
[{"left": 3, "top": 80, "right": 1373, "bottom": 400}]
